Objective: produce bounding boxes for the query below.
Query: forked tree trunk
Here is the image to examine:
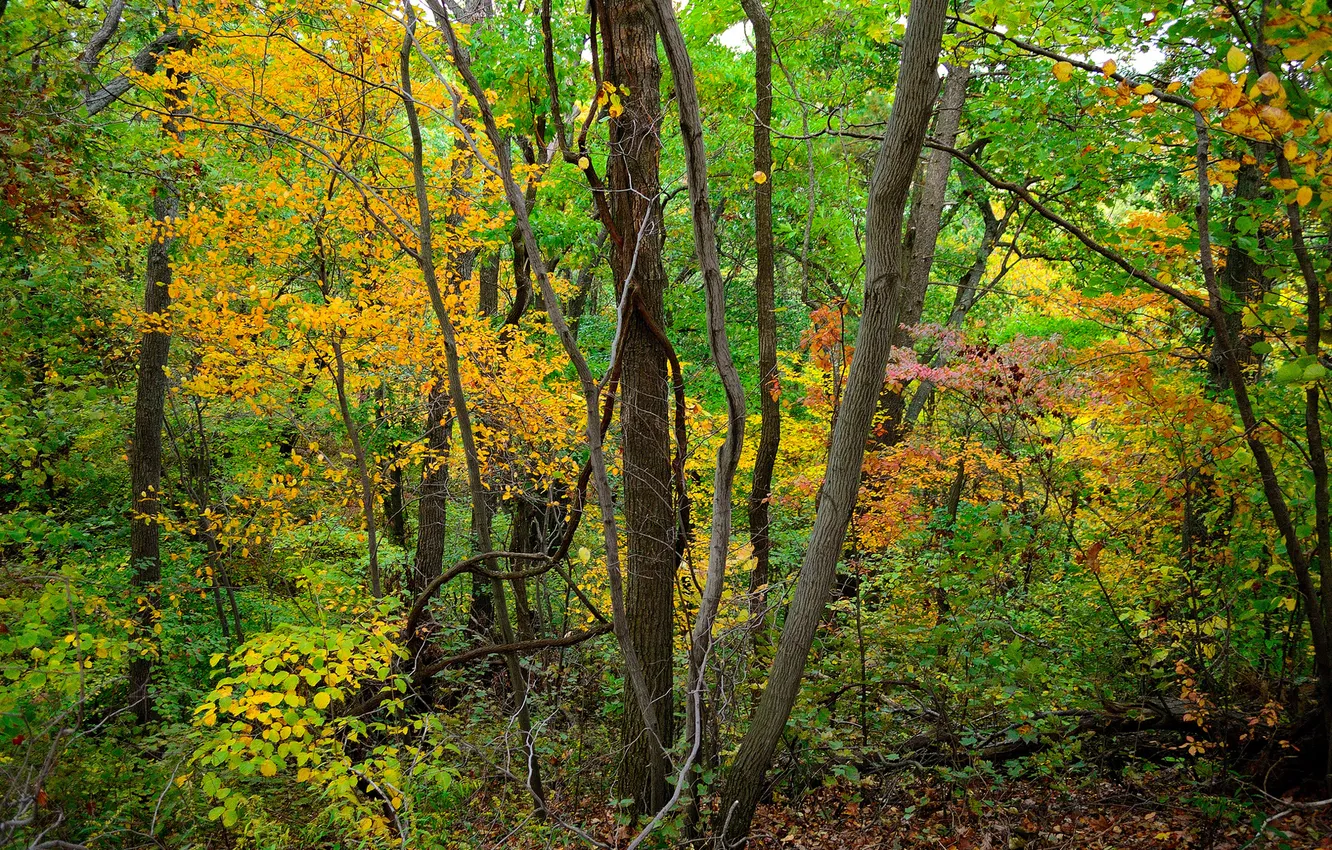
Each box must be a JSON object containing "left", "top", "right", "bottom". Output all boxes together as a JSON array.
[{"left": 714, "top": 0, "right": 948, "bottom": 839}]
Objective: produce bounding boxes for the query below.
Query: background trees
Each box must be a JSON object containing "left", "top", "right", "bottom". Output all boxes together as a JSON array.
[{"left": 4, "top": 0, "right": 1332, "bottom": 846}]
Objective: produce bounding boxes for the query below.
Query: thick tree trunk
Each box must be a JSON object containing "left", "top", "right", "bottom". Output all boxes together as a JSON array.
[
  {"left": 603, "top": 0, "right": 677, "bottom": 817},
  {"left": 714, "top": 0, "right": 948, "bottom": 840},
  {"left": 871, "top": 62, "right": 968, "bottom": 447},
  {"left": 127, "top": 178, "right": 176, "bottom": 725},
  {"left": 740, "top": 0, "right": 780, "bottom": 633}
]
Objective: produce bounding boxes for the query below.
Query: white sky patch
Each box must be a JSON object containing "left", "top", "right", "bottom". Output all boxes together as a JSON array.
[
  {"left": 716, "top": 20, "right": 752, "bottom": 53},
  {"left": 1090, "top": 44, "right": 1166, "bottom": 74}
]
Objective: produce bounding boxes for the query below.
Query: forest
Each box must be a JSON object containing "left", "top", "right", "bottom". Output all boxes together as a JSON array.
[{"left": 5, "top": 0, "right": 1332, "bottom": 845}]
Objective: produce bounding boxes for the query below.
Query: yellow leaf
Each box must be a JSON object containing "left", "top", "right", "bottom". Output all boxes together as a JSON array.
[
  {"left": 297, "top": 768, "right": 312, "bottom": 782},
  {"left": 577, "top": 156, "right": 590, "bottom": 170},
  {"left": 1283, "top": 140, "right": 1298, "bottom": 160},
  {"left": 1259, "top": 104, "right": 1294, "bottom": 134},
  {"left": 1052, "top": 61, "right": 1073, "bottom": 82},
  {"left": 753, "top": 171, "right": 768, "bottom": 184},
  {"left": 1133, "top": 82, "right": 1154, "bottom": 95},
  {"left": 259, "top": 760, "right": 277, "bottom": 777},
  {"left": 1226, "top": 45, "right": 1248, "bottom": 73},
  {"left": 1256, "top": 71, "right": 1281, "bottom": 95},
  {"left": 1101, "top": 59, "right": 1117, "bottom": 76},
  {"left": 1297, "top": 186, "right": 1313, "bottom": 206},
  {"left": 1193, "top": 68, "right": 1230, "bottom": 89},
  {"left": 608, "top": 103, "right": 623, "bottom": 118},
  {"left": 1271, "top": 178, "right": 1298, "bottom": 190},
  {"left": 313, "top": 691, "right": 331, "bottom": 710},
  {"left": 1166, "top": 81, "right": 1183, "bottom": 92}
]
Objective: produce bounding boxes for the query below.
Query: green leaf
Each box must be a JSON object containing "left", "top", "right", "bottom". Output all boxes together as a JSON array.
[{"left": 1275, "top": 362, "right": 1304, "bottom": 383}]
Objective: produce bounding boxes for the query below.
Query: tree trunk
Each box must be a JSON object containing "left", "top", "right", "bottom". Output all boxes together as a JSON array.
[
  {"left": 330, "top": 338, "right": 381, "bottom": 599},
  {"left": 739, "top": 0, "right": 780, "bottom": 635},
  {"left": 398, "top": 8, "right": 546, "bottom": 813},
  {"left": 376, "top": 386, "right": 407, "bottom": 548},
  {"left": 127, "top": 177, "right": 176, "bottom": 725},
  {"left": 714, "top": 0, "right": 948, "bottom": 839},
  {"left": 603, "top": 0, "right": 677, "bottom": 817},
  {"left": 903, "top": 176, "right": 1012, "bottom": 426},
  {"left": 1207, "top": 142, "right": 1270, "bottom": 388},
  {"left": 871, "top": 61, "right": 968, "bottom": 447},
  {"left": 412, "top": 378, "right": 452, "bottom": 598},
  {"left": 479, "top": 251, "right": 500, "bottom": 318},
  {"left": 127, "top": 62, "right": 191, "bottom": 722}
]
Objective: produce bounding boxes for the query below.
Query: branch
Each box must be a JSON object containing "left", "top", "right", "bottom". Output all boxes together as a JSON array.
[
  {"left": 84, "top": 30, "right": 194, "bottom": 116},
  {"left": 416, "top": 624, "right": 612, "bottom": 679},
  {"left": 929, "top": 139, "right": 1213, "bottom": 318},
  {"left": 402, "top": 552, "right": 550, "bottom": 640}
]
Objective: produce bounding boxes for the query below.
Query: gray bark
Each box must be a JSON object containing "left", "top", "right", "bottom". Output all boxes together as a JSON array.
[{"left": 714, "top": 0, "right": 949, "bottom": 840}]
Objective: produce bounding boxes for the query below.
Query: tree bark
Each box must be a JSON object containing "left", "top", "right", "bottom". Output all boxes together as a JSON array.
[
  {"left": 714, "top": 0, "right": 948, "bottom": 840},
  {"left": 127, "top": 177, "right": 176, "bottom": 725},
  {"left": 871, "top": 61, "right": 968, "bottom": 447},
  {"left": 399, "top": 9, "right": 546, "bottom": 812},
  {"left": 739, "top": 0, "right": 780, "bottom": 634},
  {"left": 126, "top": 61, "right": 191, "bottom": 724},
  {"left": 603, "top": 0, "right": 677, "bottom": 816},
  {"left": 479, "top": 251, "right": 500, "bottom": 318},
  {"left": 412, "top": 378, "right": 452, "bottom": 598},
  {"left": 1207, "top": 142, "right": 1270, "bottom": 388}
]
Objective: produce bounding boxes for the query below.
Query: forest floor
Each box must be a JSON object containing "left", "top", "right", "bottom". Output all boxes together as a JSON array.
[{"left": 478, "top": 773, "right": 1332, "bottom": 849}]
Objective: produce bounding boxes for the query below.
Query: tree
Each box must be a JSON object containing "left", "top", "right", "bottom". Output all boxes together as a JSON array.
[{"left": 716, "top": 0, "right": 949, "bottom": 839}]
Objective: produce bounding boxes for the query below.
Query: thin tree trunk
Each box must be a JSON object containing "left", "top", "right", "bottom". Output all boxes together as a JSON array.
[
  {"left": 652, "top": 0, "right": 750, "bottom": 836},
  {"left": 871, "top": 61, "right": 968, "bottom": 447},
  {"left": 376, "top": 386, "right": 407, "bottom": 548},
  {"left": 715, "top": 0, "right": 948, "bottom": 839},
  {"left": 903, "top": 179, "right": 1012, "bottom": 426},
  {"left": 330, "top": 338, "right": 382, "bottom": 599},
  {"left": 399, "top": 9, "right": 546, "bottom": 814},
  {"left": 739, "top": 0, "right": 780, "bottom": 634},
  {"left": 126, "top": 69, "right": 190, "bottom": 725}
]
